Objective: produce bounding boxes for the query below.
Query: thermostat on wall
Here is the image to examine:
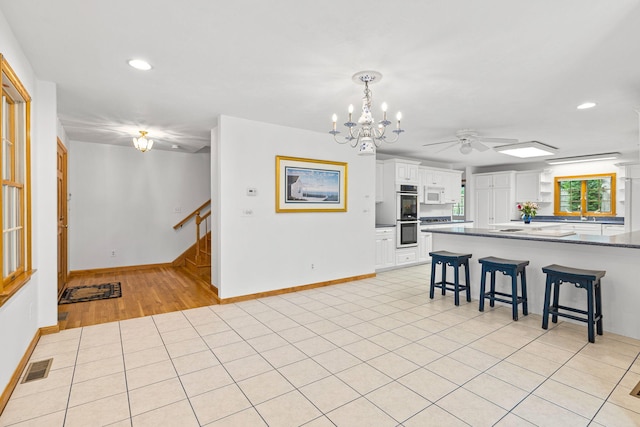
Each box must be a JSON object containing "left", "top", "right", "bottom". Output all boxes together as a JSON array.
[{"left": 247, "top": 187, "right": 258, "bottom": 196}]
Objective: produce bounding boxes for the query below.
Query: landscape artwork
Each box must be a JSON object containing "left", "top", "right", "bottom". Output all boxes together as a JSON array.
[{"left": 276, "top": 156, "right": 347, "bottom": 212}]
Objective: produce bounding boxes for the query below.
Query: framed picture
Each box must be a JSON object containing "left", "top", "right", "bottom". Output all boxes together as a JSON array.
[{"left": 276, "top": 155, "right": 348, "bottom": 212}]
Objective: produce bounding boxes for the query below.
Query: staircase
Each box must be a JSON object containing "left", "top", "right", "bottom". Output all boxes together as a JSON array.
[
  {"left": 184, "top": 233, "right": 211, "bottom": 282},
  {"left": 172, "top": 200, "right": 212, "bottom": 283}
]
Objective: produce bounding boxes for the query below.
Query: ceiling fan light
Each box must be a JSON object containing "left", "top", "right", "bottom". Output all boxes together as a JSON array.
[{"left": 459, "top": 143, "right": 473, "bottom": 154}]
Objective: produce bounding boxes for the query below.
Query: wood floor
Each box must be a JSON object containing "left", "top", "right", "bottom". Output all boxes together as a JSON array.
[{"left": 58, "top": 266, "right": 219, "bottom": 330}]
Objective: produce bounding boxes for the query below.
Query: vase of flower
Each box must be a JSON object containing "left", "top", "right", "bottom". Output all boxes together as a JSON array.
[{"left": 517, "top": 201, "right": 538, "bottom": 224}]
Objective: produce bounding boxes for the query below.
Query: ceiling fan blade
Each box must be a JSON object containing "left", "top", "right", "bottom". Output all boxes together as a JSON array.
[
  {"left": 477, "top": 137, "right": 518, "bottom": 144},
  {"left": 470, "top": 141, "right": 490, "bottom": 152},
  {"left": 434, "top": 141, "right": 459, "bottom": 153},
  {"left": 422, "top": 139, "right": 459, "bottom": 147}
]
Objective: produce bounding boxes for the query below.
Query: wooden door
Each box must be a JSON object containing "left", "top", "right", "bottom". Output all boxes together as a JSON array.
[{"left": 57, "top": 139, "right": 68, "bottom": 296}]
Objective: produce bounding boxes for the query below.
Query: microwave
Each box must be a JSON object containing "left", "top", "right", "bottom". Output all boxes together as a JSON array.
[{"left": 424, "top": 187, "right": 445, "bottom": 204}]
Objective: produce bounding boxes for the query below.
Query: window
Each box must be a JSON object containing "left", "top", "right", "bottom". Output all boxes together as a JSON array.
[
  {"left": 554, "top": 173, "right": 615, "bottom": 217},
  {"left": 1, "top": 54, "right": 32, "bottom": 295},
  {"left": 452, "top": 181, "right": 465, "bottom": 219}
]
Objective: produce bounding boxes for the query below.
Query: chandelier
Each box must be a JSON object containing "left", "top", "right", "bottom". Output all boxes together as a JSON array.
[
  {"left": 133, "top": 130, "right": 154, "bottom": 152},
  {"left": 330, "top": 71, "right": 404, "bottom": 155}
]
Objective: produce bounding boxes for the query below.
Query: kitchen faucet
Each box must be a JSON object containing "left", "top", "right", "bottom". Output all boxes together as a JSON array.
[{"left": 579, "top": 206, "right": 587, "bottom": 221}]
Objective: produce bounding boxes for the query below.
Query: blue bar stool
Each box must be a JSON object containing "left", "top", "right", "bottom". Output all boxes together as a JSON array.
[
  {"left": 541, "top": 264, "right": 605, "bottom": 343},
  {"left": 478, "top": 257, "right": 529, "bottom": 321},
  {"left": 429, "top": 251, "right": 472, "bottom": 306}
]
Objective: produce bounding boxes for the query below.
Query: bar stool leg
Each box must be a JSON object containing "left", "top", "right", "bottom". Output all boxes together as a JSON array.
[
  {"left": 521, "top": 269, "right": 528, "bottom": 315},
  {"left": 511, "top": 271, "right": 518, "bottom": 321},
  {"left": 479, "top": 266, "right": 487, "bottom": 312},
  {"left": 595, "top": 280, "right": 603, "bottom": 336},
  {"left": 587, "top": 282, "right": 595, "bottom": 343},
  {"left": 441, "top": 262, "right": 447, "bottom": 296},
  {"left": 551, "top": 281, "right": 560, "bottom": 324},
  {"left": 542, "top": 274, "right": 552, "bottom": 330},
  {"left": 453, "top": 261, "right": 460, "bottom": 306},
  {"left": 489, "top": 271, "right": 496, "bottom": 307},
  {"left": 464, "top": 261, "right": 471, "bottom": 302},
  {"left": 429, "top": 261, "right": 436, "bottom": 299}
]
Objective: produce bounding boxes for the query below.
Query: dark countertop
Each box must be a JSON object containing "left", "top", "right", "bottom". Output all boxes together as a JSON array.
[
  {"left": 420, "top": 220, "right": 474, "bottom": 226},
  {"left": 424, "top": 226, "right": 640, "bottom": 249},
  {"left": 515, "top": 215, "right": 623, "bottom": 225}
]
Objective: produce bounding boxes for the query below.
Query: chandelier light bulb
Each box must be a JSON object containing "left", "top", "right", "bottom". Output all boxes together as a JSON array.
[
  {"left": 381, "top": 102, "right": 388, "bottom": 112},
  {"left": 396, "top": 112, "right": 402, "bottom": 121},
  {"left": 348, "top": 104, "right": 354, "bottom": 113}
]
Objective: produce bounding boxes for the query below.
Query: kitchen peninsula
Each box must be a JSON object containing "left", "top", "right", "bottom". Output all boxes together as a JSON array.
[{"left": 426, "top": 226, "right": 640, "bottom": 340}]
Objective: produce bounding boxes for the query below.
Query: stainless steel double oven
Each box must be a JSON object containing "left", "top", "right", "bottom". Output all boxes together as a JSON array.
[{"left": 396, "top": 184, "right": 419, "bottom": 248}]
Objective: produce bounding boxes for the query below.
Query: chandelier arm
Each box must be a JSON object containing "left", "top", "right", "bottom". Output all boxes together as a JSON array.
[
  {"left": 384, "top": 129, "right": 404, "bottom": 144},
  {"left": 331, "top": 131, "right": 360, "bottom": 148}
]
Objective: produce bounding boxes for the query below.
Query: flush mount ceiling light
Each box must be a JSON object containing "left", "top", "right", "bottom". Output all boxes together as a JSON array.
[
  {"left": 128, "top": 59, "right": 152, "bottom": 71},
  {"left": 330, "top": 71, "right": 405, "bottom": 156},
  {"left": 494, "top": 141, "right": 558, "bottom": 158},
  {"left": 132, "top": 130, "right": 154, "bottom": 152},
  {"left": 546, "top": 152, "right": 620, "bottom": 165},
  {"left": 577, "top": 102, "right": 596, "bottom": 110}
]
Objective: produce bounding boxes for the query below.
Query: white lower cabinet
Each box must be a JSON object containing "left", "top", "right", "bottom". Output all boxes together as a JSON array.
[
  {"left": 396, "top": 247, "right": 418, "bottom": 266},
  {"left": 375, "top": 228, "right": 395, "bottom": 270},
  {"left": 602, "top": 224, "right": 625, "bottom": 236},
  {"left": 418, "top": 232, "right": 432, "bottom": 262}
]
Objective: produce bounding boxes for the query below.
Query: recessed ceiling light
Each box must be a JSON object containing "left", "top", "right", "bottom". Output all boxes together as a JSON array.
[
  {"left": 494, "top": 141, "right": 558, "bottom": 158},
  {"left": 128, "top": 59, "right": 152, "bottom": 71},
  {"left": 577, "top": 102, "right": 596, "bottom": 110}
]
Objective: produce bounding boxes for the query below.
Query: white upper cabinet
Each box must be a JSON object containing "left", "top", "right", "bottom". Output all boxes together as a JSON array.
[
  {"left": 442, "top": 171, "right": 463, "bottom": 204},
  {"left": 395, "top": 161, "right": 419, "bottom": 184},
  {"left": 418, "top": 167, "right": 462, "bottom": 204},
  {"left": 516, "top": 170, "right": 552, "bottom": 203},
  {"left": 473, "top": 171, "right": 516, "bottom": 228}
]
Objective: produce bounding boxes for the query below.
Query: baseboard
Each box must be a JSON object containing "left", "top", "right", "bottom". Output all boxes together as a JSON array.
[
  {"left": 218, "top": 273, "right": 376, "bottom": 304},
  {"left": 69, "top": 262, "right": 173, "bottom": 278},
  {"left": 0, "top": 326, "right": 45, "bottom": 415}
]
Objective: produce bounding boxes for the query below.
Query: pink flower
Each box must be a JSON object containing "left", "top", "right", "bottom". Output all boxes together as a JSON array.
[{"left": 516, "top": 204, "right": 522, "bottom": 210}]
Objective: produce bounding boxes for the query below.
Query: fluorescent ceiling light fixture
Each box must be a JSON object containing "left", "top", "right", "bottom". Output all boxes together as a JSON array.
[
  {"left": 494, "top": 141, "right": 557, "bottom": 158},
  {"left": 546, "top": 152, "right": 620, "bottom": 165},
  {"left": 577, "top": 102, "right": 596, "bottom": 110},
  {"left": 128, "top": 59, "right": 152, "bottom": 71}
]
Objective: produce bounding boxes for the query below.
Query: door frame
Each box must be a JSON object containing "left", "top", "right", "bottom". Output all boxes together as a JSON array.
[{"left": 57, "top": 138, "right": 68, "bottom": 298}]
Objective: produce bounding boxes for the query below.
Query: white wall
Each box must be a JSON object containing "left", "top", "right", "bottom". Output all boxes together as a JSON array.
[
  {"left": 0, "top": 8, "right": 57, "bottom": 393},
  {"left": 213, "top": 116, "right": 375, "bottom": 299},
  {"left": 68, "top": 141, "right": 211, "bottom": 270}
]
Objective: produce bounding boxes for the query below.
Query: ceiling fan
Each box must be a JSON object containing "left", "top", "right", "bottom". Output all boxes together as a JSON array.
[{"left": 423, "top": 129, "right": 518, "bottom": 154}]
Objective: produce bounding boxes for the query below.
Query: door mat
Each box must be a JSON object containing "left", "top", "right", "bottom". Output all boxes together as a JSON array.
[{"left": 58, "top": 282, "right": 122, "bottom": 304}]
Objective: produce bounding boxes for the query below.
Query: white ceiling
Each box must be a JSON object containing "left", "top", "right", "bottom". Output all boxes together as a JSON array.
[{"left": 1, "top": 0, "right": 639, "bottom": 166}]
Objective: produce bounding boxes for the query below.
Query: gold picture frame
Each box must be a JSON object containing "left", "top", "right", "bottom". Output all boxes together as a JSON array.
[{"left": 276, "top": 155, "right": 347, "bottom": 212}]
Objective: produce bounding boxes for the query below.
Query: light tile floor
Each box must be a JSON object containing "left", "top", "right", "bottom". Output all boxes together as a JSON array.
[{"left": 1, "top": 265, "right": 640, "bottom": 426}]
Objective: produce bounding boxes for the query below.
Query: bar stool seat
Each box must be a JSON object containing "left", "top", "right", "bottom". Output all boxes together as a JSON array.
[
  {"left": 478, "top": 256, "right": 529, "bottom": 321},
  {"left": 541, "top": 264, "right": 606, "bottom": 343},
  {"left": 429, "top": 251, "right": 472, "bottom": 306}
]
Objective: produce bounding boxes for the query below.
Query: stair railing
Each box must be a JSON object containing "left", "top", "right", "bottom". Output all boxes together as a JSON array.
[
  {"left": 195, "top": 210, "right": 211, "bottom": 263},
  {"left": 173, "top": 199, "right": 211, "bottom": 230}
]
